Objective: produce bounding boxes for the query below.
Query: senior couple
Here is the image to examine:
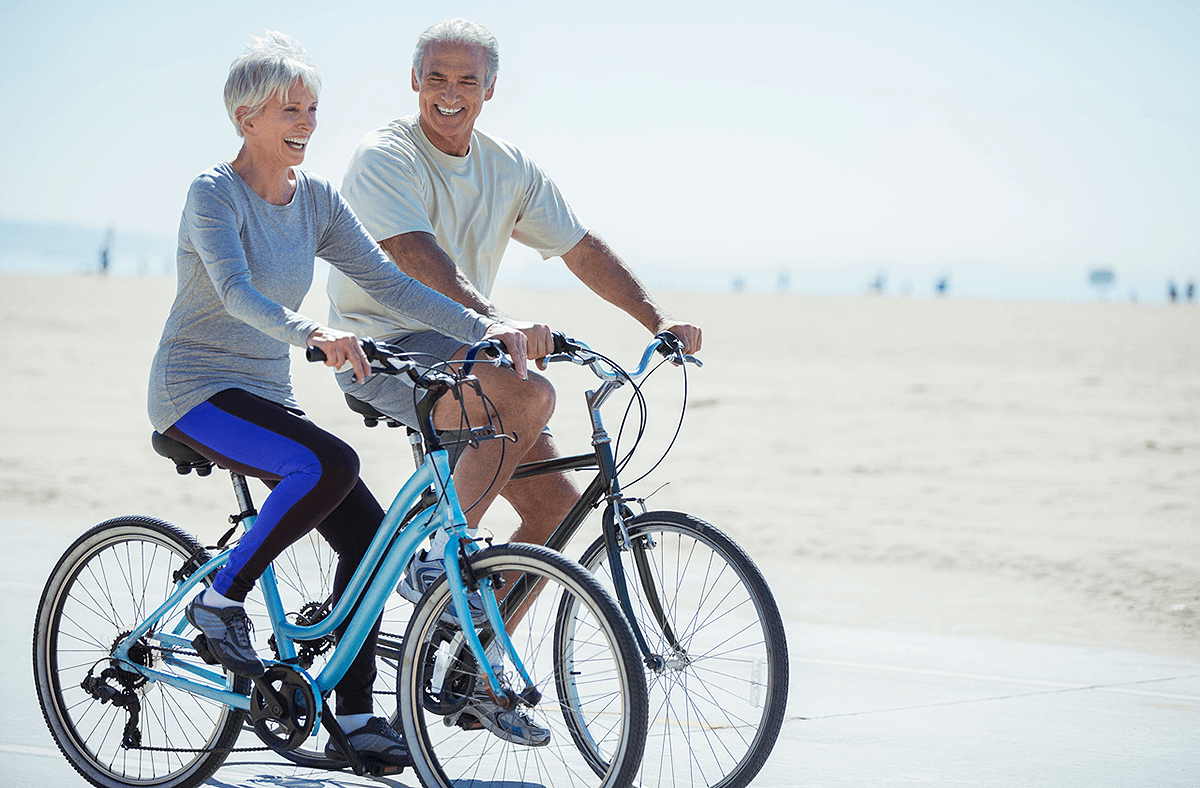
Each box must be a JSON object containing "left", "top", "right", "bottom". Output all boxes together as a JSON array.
[{"left": 147, "top": 19, "right": 701, "bottom": 768}]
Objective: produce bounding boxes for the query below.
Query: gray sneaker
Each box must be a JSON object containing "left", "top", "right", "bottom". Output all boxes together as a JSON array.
[
  {"left": 324, "top": 717, "right": 411, "bottom": 768},
  {"left": 398, "top": 549, "right": 487, "bottom": 625},
  {"left": 445, "top": 674, "right": 551, "bottom": 747},
  {"left": 185, "top": 593, "right": 266, "bottom": 677}
]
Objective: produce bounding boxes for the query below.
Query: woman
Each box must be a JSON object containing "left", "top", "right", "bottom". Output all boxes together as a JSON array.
[{"left": 147, "top": 31, "right": 527, "bottom": 768}]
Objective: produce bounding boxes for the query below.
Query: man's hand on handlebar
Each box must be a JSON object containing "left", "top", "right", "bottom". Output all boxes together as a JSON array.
[
  {"left": 306, "top": 326, "right": 372, "bottom": 383},
  {"left": 654, "top": 320, "right": 702, "bottom": 357}
]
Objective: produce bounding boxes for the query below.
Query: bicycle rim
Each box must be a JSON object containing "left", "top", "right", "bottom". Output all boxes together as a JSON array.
[
  {"left": 399, "top": 543, "right": 647, "bottom": 788},
  {"left": 32, "top": 517, "right": 247, "bottom": 788},
  {"left": 573, "top": 511, "right": 789, "bottom": 788}
]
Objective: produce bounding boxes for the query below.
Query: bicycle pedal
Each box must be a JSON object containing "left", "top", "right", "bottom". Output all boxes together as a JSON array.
[
  {"left": 366, "top": 761, "right": 407, "bottom": 777},
  {"left": 444, "top": 714, "right": 484, "bottom": 731},
  {"left": 191, "top": 634, "right": 221, "bottom": 666}
]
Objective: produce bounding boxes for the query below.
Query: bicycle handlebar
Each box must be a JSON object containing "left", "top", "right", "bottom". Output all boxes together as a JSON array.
[
  {"left": 544, "top": 331, "right": 702, "bottom": 382},
  {"left": 306, "top": 337, "right": 516, "bottom": 384}
]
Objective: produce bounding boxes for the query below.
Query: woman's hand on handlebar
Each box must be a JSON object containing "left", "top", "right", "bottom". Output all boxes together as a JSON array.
[
  {"left": 306, "top": 326, "right": 372, "bottom": 383},
  {"left": 482, "top": 321, "right": 530, "bottom": 380},
  {"left": 499, "top": 319, "right": 558, "bottom": 370}
]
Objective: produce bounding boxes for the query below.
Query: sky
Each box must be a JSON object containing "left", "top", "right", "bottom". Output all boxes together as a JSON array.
[{"left": 2, "top": 0, "right": 1199, "bottom": 298}]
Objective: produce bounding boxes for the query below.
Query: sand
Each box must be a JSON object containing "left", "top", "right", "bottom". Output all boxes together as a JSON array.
[{"left": 2, "top": 274, "right": 1198, "bottom": 660}]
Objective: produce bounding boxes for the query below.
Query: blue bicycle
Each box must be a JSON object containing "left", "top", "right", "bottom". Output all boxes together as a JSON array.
[{"left": 32, "top": 340, "right": 649, "bottom": 788}]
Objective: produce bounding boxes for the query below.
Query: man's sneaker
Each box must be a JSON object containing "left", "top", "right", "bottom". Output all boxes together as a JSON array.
[
  {"left": 397, "top": 549, "right": 487, "bottom": 625},
  {"left": 445, "top": 674, "right": 551, "bottom": 747},
  {"left": 184, "top": 594, "right": 266, "bottom": 677},
  {"left": 324, "top": 717, "right": 412, "bottom": 768}
]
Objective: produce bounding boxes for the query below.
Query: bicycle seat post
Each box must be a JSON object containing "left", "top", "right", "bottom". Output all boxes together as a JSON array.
[{"left": 407, "top": 427, "right": 425, "bottom": 470}]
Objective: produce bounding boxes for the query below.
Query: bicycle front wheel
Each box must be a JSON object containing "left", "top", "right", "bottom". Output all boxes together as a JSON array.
[
  {"left": 32, "top": 517, "right": 248, "bottom": 788},
  {"left": 571, "top": 510, "right": 789, "bottom": 788},
  {"left": 399, "top": 542, "right": 648, "bottom": 788}
]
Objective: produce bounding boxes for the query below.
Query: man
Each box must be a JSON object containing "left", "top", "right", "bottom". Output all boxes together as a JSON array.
[{"left": 326, "top": 18, "right": 701, "bottom": 740}]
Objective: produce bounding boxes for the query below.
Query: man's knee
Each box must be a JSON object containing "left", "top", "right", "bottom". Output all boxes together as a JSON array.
[{"left": 488, "top": 369, "right": 556, "bottom": 424}]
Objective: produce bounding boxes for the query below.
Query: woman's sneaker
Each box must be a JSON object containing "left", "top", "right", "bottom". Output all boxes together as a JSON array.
[
  {"left": 184, "top": 594, "right": 266, "bottom": 677},
  {"left": 324, "top": 717, "right": 412, "bottom": 768},
  {"left": 397, "top": 549, "right": 487, "bottom": 625},
  {"left": 445, "top": 674, "right": 551, "bottom": 747}
]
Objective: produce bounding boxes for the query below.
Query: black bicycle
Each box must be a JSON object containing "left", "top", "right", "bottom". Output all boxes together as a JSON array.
[{"left": 348, "top": 332, "right": 789, "bottom": 788}]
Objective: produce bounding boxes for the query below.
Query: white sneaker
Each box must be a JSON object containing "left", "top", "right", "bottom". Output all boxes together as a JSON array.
[
  {"left": 397, "top": 549, "right": 487, "bottom": 625},
  {"left": 445, "top": 673, "right": 551, "bottom": 747}
]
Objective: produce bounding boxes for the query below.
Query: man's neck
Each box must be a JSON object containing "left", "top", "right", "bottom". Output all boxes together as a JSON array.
[{"left": 418, "top": 115, "right": 473, "bottom": 157}]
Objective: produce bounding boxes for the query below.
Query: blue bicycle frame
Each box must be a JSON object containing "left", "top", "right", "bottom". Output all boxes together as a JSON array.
[{"left": 109, "top": 443, "right": 530, "bottom": 731}]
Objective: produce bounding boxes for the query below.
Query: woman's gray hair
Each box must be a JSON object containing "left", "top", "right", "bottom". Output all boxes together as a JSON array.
[
  {"left": 224, "top": 31, "right": 322, "bottom": 136},
  {"left": 412, "top": 18, "right": 499, "bottom": 89}
]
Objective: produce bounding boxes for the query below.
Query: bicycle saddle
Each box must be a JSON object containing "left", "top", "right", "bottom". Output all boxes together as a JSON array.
[{"left": 151, "top": 431, "right": 216, "bottom": 476}]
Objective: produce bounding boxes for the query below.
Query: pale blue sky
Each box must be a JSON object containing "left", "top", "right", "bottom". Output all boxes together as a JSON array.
[{"left": 2, "top": 0, "right": 1198, "bottom": 295}]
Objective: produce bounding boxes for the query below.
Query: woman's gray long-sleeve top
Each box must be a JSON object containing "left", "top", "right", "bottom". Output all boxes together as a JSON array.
[{"left": 148, "top": 162, "right": 489, "bottom": 432}]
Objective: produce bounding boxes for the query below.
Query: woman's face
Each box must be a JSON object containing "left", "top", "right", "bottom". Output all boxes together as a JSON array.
[{"left": 240, "top": 79, "right": 318, "bottom": 168}]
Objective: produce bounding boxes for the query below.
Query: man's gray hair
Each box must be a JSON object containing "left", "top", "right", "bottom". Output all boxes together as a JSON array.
[
  {"left": 224, "top": 31, "right": 322, "bottom": 137},
  {"left": 412, "top": 18, "right": 499, "bottom": 89}
]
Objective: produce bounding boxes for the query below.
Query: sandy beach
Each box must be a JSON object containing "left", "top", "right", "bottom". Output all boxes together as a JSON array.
[{"left": 2, "top": 273, "right": 1198, "bottom": 663}]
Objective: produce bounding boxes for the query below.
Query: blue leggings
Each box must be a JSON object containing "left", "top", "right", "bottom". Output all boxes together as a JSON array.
[{"left": 167, "top": 388, "right": 383, "bottom": 714}]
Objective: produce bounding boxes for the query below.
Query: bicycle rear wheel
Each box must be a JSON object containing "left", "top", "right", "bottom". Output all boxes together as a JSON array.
[
  {"left": 33, "top": 517, "right": 248, "bottom": 788},
  {"left": 570, "top": 510, "right": 789, "bottom": 788},
  {"left": 399, "top": 542, "right": 648, "bottom": 788}
]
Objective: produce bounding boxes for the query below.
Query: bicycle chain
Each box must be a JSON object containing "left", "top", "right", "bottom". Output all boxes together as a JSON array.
[{"left": 115, "top": 643, "right": 271, "bottom": 754}]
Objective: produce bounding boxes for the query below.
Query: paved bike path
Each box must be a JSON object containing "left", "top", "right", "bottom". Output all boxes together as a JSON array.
[{"left": 6, "top": 524, "right": 1199, "bottom": 787}]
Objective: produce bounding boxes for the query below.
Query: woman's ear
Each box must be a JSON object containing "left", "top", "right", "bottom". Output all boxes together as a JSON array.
[{"left": 235, "top": 106, "right": 254, "bottom": 136}]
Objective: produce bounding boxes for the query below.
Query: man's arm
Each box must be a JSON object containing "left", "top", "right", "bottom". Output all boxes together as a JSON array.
[
  {"left": 379, "top": 231, "right": 556, "bottom": 358},
  {"left": 562, "top": 232, "right": 703, "bottom": 354},
  {"left": 379, "top": 231, "right": 498, "bottom": 318}
]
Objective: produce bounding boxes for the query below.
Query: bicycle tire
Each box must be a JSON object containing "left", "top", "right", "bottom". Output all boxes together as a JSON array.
[
  {"left": 568, "top": 510, "right": 789, "bottom": 788},
  {"left": 398, "top": 542, "right": 648, "bottom": 788},
  {"left": 33, "top": 516, "right": 249, "bottom": 788}
]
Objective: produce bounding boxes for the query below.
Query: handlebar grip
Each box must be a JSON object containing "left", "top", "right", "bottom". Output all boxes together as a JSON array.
[
  {"left": 305, "top": 338, "right": 377, "bottom": 363},
  {"left": 653, "top": 331, "right": 685, "bottom": 357}
]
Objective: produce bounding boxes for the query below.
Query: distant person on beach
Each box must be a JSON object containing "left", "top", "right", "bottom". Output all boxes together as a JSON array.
[
  {"left": 146, "top": 30, "right": 526, "bottom": 768},
  {"left": 325, "top": 17, "right": 702, "bottom": 655}
]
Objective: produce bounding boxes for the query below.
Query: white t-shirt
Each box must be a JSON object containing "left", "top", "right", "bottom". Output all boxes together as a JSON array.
[{"left": 327, "top": 115, "right": 588, "bottom": 339}]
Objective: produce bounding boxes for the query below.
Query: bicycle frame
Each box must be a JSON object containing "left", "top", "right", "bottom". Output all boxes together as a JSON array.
[
  {"left": 110, "top": 443, "right": 523, "bottom": 724},
  {"left": 504, "top": 338, "right": 696, "bottom": 666}
]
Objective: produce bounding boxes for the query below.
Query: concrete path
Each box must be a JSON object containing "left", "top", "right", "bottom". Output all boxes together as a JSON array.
[{"left": 5, "top": 524, "right": 1198, "bottom": 787}]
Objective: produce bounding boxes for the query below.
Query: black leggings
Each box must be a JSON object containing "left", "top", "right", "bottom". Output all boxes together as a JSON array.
[{"left": 167, "top": 389, "right": 383, "bottom": 715}]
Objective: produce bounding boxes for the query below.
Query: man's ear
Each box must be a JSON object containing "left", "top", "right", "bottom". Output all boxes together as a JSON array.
[
  {"left": 411, "top": 68, "right": 420, "bottom": 92},
  {"left": 484, "top": 75, "right": 496, "bottom": 101}
]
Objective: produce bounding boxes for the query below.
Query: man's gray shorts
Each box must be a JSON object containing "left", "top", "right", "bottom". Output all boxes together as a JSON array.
[
  {"left": 336, "top": 329, "right": 554, "bottom": 465},
  {"left": 336, "top": 330, "right": 467, "bottom": 429}
]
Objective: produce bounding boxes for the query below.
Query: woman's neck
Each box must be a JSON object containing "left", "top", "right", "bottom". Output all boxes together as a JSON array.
[{"left": 230, "top": 145, "right": 297, "bottom": 205}]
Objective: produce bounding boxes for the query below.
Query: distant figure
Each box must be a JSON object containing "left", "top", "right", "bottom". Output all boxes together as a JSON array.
[
  {"left": 1168, "top": 280, "right": 1178, "bottom": 303},
  {"left": 776, "top": 269, "right": 791, "bottom": 291},
  {"left": 868, "top": 274, "right": 886, "bottom": 295},
  {"left": 1188, "top": 280, "right": 1196, "bottom": 302},
  {"left": 935, "top": 277, "right": 948, "bottom": 297},
  {"left": 732, "top": 276, "right": 746, "bottom": 292},
  {"left": 99, "top": 227, "right": 113, "bottom": 275}
]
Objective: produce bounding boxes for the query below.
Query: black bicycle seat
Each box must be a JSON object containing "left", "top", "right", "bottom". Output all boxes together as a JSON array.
[
  {"left": 151, "top": 431, "right": 215, "bottom": 476},
  {"left": 344, "top": 394, "right": 404, "bottom": 428}
]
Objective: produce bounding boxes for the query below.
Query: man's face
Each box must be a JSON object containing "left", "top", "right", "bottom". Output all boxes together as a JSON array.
[{"left": 412, "top": 41, "right": 494, "bottom": 156}]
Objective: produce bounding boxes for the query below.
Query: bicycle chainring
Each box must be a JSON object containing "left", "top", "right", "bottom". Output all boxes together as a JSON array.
[{"left": 249, "top": 665, "right": 320, "bottom": 751}]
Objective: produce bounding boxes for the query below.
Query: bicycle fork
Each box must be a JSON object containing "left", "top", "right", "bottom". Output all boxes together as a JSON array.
[{"left": 586, "top": 386, "right": 689, "bottom": 672}]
